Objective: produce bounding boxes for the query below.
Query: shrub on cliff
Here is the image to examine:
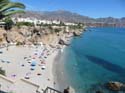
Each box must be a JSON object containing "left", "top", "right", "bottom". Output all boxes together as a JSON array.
[
  {"left": 16, "top": 22, "right": 34, "bottom": 28},
  {"left": 0, "top": 68, "right": 5, "bottom": 76}
]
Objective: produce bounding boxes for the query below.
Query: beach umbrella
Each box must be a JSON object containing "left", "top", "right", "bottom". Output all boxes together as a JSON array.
[
  {"left": 30, "top": 66, "right": 35, "bottom": 70},
  {"left": 31, "top": 61, "right": 37, "bottom": 66},
  {"left": 26, "top": 72, "right": 31, "bottom": 76},
  {"left": 37, "top": 73, "right": 42, "bottom": 76},
  {"left": 41, "top": 61, "right": 46, "bottom": 65},
  {"left": 6, "top": 61, "right": 10, "bottom": 63},
  {"left": 34, "top": 52, "right": 38, "bottom": 55},
  {"left": 25, "top": 75, "right": 30, "bottom": 79},
  {"left": 0, "top": 51, "right": 3, "bottom": 54},
  {"left": 21, "top": 64, "right": 25, "bottom": 67},
  {"left": 41, "top": 65, "right": 46, "bottom": 70},
  {"left": 11, "top": 74, "right": 16, "bottom": 78},
  {"left": 24, "top": 57, "right": 27, "bottom": 59},
  {"left": 1, "top": 60, "right": 5, "bottom": 63}
]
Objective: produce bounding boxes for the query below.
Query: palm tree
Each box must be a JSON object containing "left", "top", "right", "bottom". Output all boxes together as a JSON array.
[{"left": 0, "top": 0, "right": 25, "bottom": 20}]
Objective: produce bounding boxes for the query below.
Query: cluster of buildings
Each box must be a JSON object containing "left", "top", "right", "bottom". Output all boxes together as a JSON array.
[{"left": 12, "top": 17, "right": 78, "bottom": 26}]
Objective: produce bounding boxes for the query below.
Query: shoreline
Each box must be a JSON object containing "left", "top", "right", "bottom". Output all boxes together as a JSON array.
[
  {"left": 53, "top": 39, "right": 74, "bottom": 92},
  {"left": 53, "top": 49, "right": 68, "bottom": 92},
  {"left": 0, "top": 28, "right": 83, "bottom": 93}
]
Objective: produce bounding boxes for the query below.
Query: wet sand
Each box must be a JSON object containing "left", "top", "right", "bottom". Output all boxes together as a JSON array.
[{"left": 53, "top": 49, "right": 71, "bottom": 92}]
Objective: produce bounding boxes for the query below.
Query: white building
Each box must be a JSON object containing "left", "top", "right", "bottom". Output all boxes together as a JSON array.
[
  {"left": 52, "top": 20, "right": 61, "bottom": 24},
  {"left": 12, "top": 17, "right": 77, "bottom": 26},
  {"left": 65, "top": 22, "right": 77, "bottom": 26}
]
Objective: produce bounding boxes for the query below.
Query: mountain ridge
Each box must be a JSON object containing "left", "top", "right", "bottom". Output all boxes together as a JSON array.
[{"left": 13, "top": 10, "right": 125, "bottom": 26}]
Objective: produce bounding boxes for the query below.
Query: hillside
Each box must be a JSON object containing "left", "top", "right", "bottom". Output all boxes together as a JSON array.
[{"left": 13, "top": 10, "right": 125, "bottom": 26}]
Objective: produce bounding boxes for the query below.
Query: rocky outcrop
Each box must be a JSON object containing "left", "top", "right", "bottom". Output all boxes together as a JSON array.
[
  {"left": 58, "top": 39, "right": 70, "bottom": 46},
  {"left": 64, "top": 86, "right": 75, "bottom": 93},
  {"left": 0, "top": 28, "right": 7, "bottom": 43},
  {"left": 0, "top": 25, "right": 83, "bottom": 46},
  {"left": 107, "top": 81, "right": 125, "bottom": 91},
  {"left": 73, "top": 31, "right": 82, "bottom": 36},
  {"left": 96, "top": 90, "right": 103, "bottom": 93}
]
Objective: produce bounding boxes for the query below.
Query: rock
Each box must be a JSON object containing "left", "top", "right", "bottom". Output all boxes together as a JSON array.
[
  {"left": 58, "top": 39, "right": 70, "bottom": 46},
  {"left": 107, "top": 81, "right": 123, "bottom": 91},
  {"left": 73, "top": 31, "right": 81, "bottom": 36},
  {"left": 120, "top": 84, "right": 125, "bottom": 91},
  {"left": 96, "top": 90, "right": 103, "bottom": 93},
  {"left": 68, "top": 86, "right": 75, "bottom": 93},
  {"left": 58, "top": 39, "right": 65, "bottom": 45},
  {"left": 63, "top": 86, "right": 75, "bottom": 93}
]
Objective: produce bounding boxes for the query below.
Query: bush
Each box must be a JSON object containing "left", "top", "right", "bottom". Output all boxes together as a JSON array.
[
  {"left": 54, "top": 28, "right": 61, "bottom": 33},
  {"left": 0, "top": 38, "right": 3, "bottom": 42},
  {"left": 16, "top": 22, "right": 34, "bottom": 27},
  {"left": 0, "top": 68, "right": 5, "bottom": 75},
  {"left": 3, "top": 17, "right": 14, "bottom": 30},
  {"left": 16, "top": 41, "right": 23, "bottom": 46}
]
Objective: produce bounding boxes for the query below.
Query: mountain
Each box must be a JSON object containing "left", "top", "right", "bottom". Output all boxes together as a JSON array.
[{"left": 13, "top": 10, "right": 125, "bottom": 26}]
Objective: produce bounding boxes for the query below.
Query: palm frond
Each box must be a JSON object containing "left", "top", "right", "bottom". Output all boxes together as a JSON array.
[
  {"left": 0, "top": 0, "right": 9, "bottom": 8},
  {"left": 0, "top": 2, "right": 25, "bottom": 12},
  {"left": 0, "top": 0, "right": 9, "bottom": 3},
  {"left": 0, "top": 0, "right": 25, "bottom": 20},
  {"left": 3, "top": 10, "right": 25, "bottom": 16}
]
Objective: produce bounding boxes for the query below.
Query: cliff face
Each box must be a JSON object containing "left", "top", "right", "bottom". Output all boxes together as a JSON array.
[
  {"left": 0, "top": 27, "right": 26, "bottom": 44},
  {"left": 0, "top": 26, "right": 83, "bottom": 45},
  {"left": 0, "top": 28, "right": 6, "bottom": 43}
]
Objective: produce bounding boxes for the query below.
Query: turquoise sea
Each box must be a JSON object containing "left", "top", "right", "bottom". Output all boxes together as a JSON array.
[{"left": 62, "top": 28, "right": 125, "bottom": 93}]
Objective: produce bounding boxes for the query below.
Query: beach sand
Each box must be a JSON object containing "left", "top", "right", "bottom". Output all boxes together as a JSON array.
[
  {"left": 53, "top": 48, "right": 71, "bottom": 92},
  {"left": 0, "top": 45, "right": 59, "bottom": 93},
  {"left": 0, "top": 32, "right": 73, "bottom": 93}
]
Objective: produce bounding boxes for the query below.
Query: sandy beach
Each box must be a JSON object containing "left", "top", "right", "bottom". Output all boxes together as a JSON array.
[
  {"left": 0, "top": 30, "right": 74, "bottom": 93},
  {"left": 0, "top": 44, "right": 60, "bottom": 93}
]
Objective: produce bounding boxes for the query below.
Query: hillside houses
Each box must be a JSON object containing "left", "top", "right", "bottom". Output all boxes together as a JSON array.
[{"left": 12, "top": 17, "right": 78, "bottom": 26}]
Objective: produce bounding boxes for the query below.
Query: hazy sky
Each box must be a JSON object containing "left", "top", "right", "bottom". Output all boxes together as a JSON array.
[{"left": 13, "top": 0, "right": 125, "bottom": 18}]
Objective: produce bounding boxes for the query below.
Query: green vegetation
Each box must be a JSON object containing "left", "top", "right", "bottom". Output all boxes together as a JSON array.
[
  {"left": 54, "top": 28, "right": 61, "bottom": 33},
  {"left": 0, "top": 0, "right": 25, "bottom": 20},
  {"left": 59, "top": 21, "right": 65, "bottom": 26},
  {"left": 0, "top": 68, "right": 5, "bottom": 76},
  {"left": 16, "top": 22, "right": 34, "bottom": 28},
  {"left": 3, "top": 17, "right": 14, "bottom": 30},
  {"left": 37, "top": 21, "right": 65, "bottom": 27},
  {"left": 69, "top": 23, "right": 84, "bottom": 29},
  {"left": 16, "top": 41, "right": 24, "bottom": 46}
]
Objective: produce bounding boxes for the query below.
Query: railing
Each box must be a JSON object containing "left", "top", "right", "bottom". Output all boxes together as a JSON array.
[
  {"left": 0, "top": 90, "right": 7, "bottom": 93},
  {"left": 43, "top": 87, "right": 62, "bottom": 93}
]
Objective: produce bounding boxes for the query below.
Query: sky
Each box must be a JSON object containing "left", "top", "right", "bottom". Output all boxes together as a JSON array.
[{"left": 12, "top": 0, "right": 125, "bottom": 18}]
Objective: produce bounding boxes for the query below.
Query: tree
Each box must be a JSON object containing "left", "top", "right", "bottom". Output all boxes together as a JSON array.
[
  {"left": 54, "top": 28, "right": 61, "bottom": 33},
  {"left": 3, "top": 17, "right": 14, "bottom": 31},
  {"left": 59, "top": 21, "right": 65, "bottom": 26},
  {"left": 0, "top": 0, "right": 25, "bottom": 20}
]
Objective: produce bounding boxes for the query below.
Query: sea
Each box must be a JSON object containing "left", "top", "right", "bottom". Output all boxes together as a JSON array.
[{"left": 55, "top": 27, "right": 125, "bottom": 93}]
